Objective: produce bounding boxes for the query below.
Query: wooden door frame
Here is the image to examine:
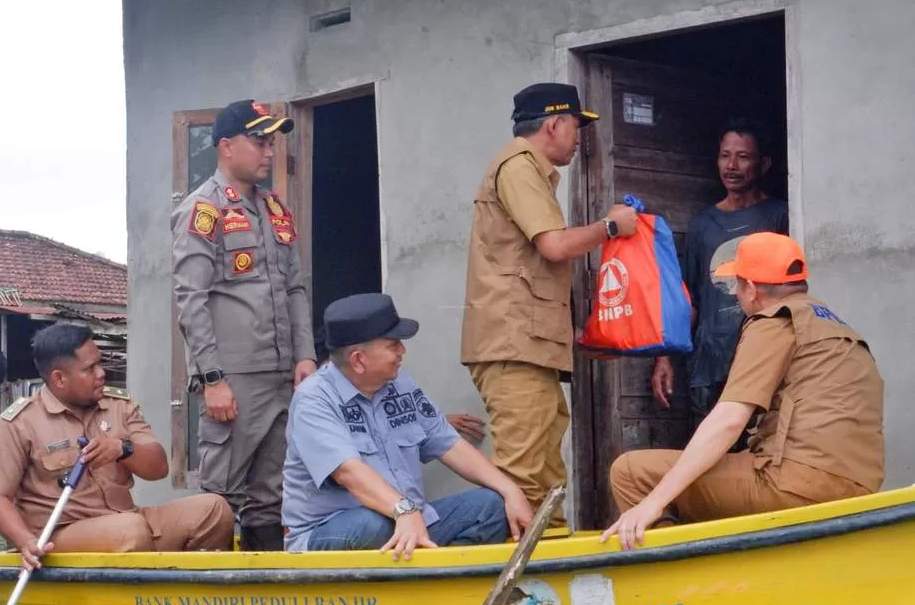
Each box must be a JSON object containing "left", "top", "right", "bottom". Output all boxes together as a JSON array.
[{"left": 553, "top": 0, "right": 798, "bottom": 528}]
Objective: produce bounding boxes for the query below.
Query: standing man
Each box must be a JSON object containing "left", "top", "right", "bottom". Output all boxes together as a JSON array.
[
  {"left": 461, "top": 83, "right": 637, "bottom": 524},
  {"left": 652, "top": 118, "right": 789, "bottom": 434},
  {"left": 172, "top": 99, "right": 317, "bottom": 550}
]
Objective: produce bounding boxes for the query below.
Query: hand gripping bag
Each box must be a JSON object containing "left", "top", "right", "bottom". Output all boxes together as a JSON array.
[{"left": 578, "top": 195, "right": 693, "bottom": 357}]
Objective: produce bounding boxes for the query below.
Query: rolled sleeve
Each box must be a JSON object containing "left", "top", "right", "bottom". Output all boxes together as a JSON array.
[
  {"left": 171, "top": 199, "right": 221, "bottom": 374},
  {"left": 719, "top": 315, "right": 796, "bottom": 411},
  {"left": 290, "top": 391, "right": 360, "bottom": 487},
  {"left": 123, "top": 402, "right": 158, "bottom": 446},
  {"left": 496, "top": 155, "right": 566, "bottom": 241}
]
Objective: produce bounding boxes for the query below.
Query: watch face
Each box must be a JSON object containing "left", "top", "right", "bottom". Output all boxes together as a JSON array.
[{"left": 608, "top": 221, "right": 619, "bottom": 237}]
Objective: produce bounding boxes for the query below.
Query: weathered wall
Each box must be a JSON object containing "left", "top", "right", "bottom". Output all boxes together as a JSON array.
[{"left": 124, "top": 0, "right": 915, "bottom": 508}]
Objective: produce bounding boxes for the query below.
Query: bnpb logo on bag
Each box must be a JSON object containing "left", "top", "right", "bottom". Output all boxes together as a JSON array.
[
  {"left": 579, "top": 194, "right": 693, "bottom": 357},
  {"left": 598, "top": 258, "right": 633, "bottom": 320}
]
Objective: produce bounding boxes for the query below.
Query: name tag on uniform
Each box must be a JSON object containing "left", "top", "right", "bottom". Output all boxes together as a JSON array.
[
  {"left": 223, "top": 207, "right": 252, "bottom": 234},
  {"left": 46, "top": 439, "right": 71, "bottom": 452}
]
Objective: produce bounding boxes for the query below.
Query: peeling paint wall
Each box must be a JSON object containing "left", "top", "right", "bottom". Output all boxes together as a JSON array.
[{"left": 124, "top": 0, "right": 915, "bottom": 508}]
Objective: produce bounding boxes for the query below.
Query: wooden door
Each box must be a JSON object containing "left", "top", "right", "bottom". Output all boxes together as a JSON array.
[{"left": 571, "top": 56, "right": 734, "bottom": 528}]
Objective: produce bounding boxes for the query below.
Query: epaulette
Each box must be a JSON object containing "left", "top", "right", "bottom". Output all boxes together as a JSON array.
[
  {"left": 102, "top": 386, "right": 131, "bottom": 400},
  {"left": 1, "top": 397, "right": 32, "bottom": 422}
]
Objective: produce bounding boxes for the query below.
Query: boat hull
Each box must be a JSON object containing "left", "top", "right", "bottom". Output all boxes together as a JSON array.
[{"left": 3, "top": 486, "right": 915, "bottom": 605}]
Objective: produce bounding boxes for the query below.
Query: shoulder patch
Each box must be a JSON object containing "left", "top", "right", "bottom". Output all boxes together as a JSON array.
[
  {"left": 102, "top": 386, "right": 130, "bottom": 400},
  {"left": 188, "top": 200, "right": 220, "bottom": 240},
  {"left": 2, "top": 397, "right": 32, "bottom": 422}
]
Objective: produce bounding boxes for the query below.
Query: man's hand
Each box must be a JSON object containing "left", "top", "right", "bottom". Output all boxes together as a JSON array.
[
  {"left": 16, "top": 536, "right": 53, "bottom": 572},
  {"left": 380, "top": 511, "right": 437, "bottom": 561},
  {"left": 607, "top": 204, "right": 638, "bottom": 237},
  {"left": 81, "top": 436, "right": 124, "bottom": 469},
  {"left": 599, "top": 497, "right": 664, "bottom": 550},
  {"left": 503, "top": 487, "right": 534, "bottom": 542},
  {"left": 294, "top": 359, "right": 318, "bottom": 387},
  {"left": 204, "top": 381, "right": 238, "bottom": 423},
  {"left": 651, "top": 357, "right": 675, "bottom": 409},
  {"left": 446, "top": 414, "right": 486, "bottom": 444}
]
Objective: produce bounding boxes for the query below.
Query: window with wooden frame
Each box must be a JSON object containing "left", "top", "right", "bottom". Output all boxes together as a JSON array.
[{"left": 169, "top": 104, "right": 290, "bottom": 488}]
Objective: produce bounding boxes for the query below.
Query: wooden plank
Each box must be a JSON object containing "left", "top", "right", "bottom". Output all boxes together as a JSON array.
[
  {"left": 483, "top": 485, "right": 565, "bottom": 605},
  {"left": 611, "top": 144, "right": 717, "bottom": 179}
]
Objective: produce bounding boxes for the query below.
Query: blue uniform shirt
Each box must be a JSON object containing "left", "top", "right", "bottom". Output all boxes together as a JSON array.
[{"left": 282, "top": 363, "right": 460, "bottom": 550}]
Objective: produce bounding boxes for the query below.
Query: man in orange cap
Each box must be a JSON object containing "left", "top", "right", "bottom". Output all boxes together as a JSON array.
[{"left": 602, "top": 232, "right": 884, "bottom": 550}]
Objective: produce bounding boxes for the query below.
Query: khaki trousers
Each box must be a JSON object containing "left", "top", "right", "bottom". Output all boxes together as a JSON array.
[
  {"left": 469, "top": 361, "right": 569, "bottom": 525},
  {"left": 50, "top": 494, "right": 234, "bottom": 552},
  {"left": 610, "top": 449, "right": 816, "bottom": 522}
]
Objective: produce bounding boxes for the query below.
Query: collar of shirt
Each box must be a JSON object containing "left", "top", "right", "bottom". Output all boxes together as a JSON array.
[
  {"left": 213, "top": 169, "right": 260, "bottom": 212},
  {"left": 509, "top": 136, "right": 560, "bottom": 191},
  {"left": 38, "top": 386, "right": 108, "bottom": 416}
]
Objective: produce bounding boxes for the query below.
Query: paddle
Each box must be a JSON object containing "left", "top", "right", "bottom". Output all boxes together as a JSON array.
[
  {"left": 483, "top": 484, "right": 566, "bottom": 605},
  {"left": 5, "top": 436, "right": 89, "bottom": 605}
]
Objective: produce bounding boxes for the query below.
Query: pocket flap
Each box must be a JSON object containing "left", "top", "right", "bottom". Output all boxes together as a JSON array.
[
  {"left": 40, "top": 448, "right": 79, "bottom": 472},
  {"left": 198, "top": 418, "right": 232, "bottom": 445},
  {"left": 354, "top": 437, "right": 379, "bottom": 455},
  {"left": 394, "top": 428, "right": 426, "bottom": 448},
  {"left": 223, "top": 231, "right": 257, "bottom": 251},
  {"left": 530, "top": 304, "right": 572, "bottom": 344}
]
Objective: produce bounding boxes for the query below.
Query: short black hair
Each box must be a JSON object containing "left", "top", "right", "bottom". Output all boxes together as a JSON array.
[
  {"left": 32, "top": 324, "right": 94, "bottom": 379},
  {"left": 719, "top": 116, "right": 773, "bottom": 158}
]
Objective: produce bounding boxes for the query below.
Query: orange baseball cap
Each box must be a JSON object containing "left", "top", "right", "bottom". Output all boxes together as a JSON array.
[{"left": 714, "top": 232, "right": 808, "bottom": 283}]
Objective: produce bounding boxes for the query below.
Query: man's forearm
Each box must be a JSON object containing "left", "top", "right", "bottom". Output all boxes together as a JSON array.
[
  {"left": 641, "top": 401, "right": 754, "bottom": 509},
  {"left": 440, "top": 440, "right": 516, "bottom": 496},
  {"left": 332, "top": 459, "right": 403, "bottom": 518},
  {"left": 122, "top": 442, "right": 169, "bottom": 481},
  {"left": 535, "top": 222, "right": 606, "bottom": 262},
  {"left": 0, "top": 496, "right": 34, "bottom": 547}
]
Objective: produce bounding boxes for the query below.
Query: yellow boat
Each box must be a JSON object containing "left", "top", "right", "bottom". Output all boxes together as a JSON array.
[{"left": 3, "top": 485, "right": 914, "bottom": 605}]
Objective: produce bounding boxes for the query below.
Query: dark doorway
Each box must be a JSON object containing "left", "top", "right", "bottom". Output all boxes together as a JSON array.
[
  {"left": 571, "top": 13, "right": 788, "bottom": 529},
  {"left": 310, "top": 95, "right": 382, "bottom": 360}
]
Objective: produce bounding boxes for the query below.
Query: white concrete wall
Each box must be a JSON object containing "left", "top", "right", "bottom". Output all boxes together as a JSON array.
[{"left": 123, "top": 0, "right": 915, "bottom": 507}]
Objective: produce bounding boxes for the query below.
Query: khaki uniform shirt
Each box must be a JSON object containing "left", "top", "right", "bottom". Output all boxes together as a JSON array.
[
  {"left": 720, "top": 293, "right": 884, "bottom": 501},
  {"left": 0, "top": 387, "right": 158, "bottom": 535},
  {"left": 172, "top": 170, "right": 315, "bottom": 375},
  {"left": 461, "top": 138, "right": 573, "bottom": 372}
]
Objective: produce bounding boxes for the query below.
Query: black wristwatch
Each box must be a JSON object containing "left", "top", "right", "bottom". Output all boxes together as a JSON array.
[
  {"left": 603, "top": 218, "right": 620, "bottom": 239},
  {"left": 117, "top": 439, "right": 134, "bottom": 462},
  {"left": 202, "top": 368, "right": 225, "bottom": 386}
]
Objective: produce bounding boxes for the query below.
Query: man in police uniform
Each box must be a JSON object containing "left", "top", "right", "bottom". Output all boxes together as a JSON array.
[
  {"left": 172, "top": 99, "right": 317, "bottom": 550},
  {"left": 461, "top": 83, "right": 637, "bottom": 523},
  {"left": 283, "top": 294, "right": 532, "bottom": 559},
  {"left": 0, "top": 325, "right": 233, "bottom": 571},
  {"left": 602, "top": 233, "right": 884, "bottom": 550}
]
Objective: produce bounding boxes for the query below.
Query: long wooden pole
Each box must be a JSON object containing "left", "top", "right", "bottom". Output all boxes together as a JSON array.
[{"left": 483, "top": 484, "right": 566, "bottom": 605}]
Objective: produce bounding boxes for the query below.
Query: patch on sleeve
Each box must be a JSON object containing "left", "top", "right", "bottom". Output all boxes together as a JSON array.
[
  {"left": 811, "top": 304, "right": 846, "bottom": 324},
  {"left": 188, "top": 200, "right": 220, "bottom": 240},
  {"left": 413, "top": 389, "right": 437, "bottom": 418},
  {"left": 1, "top": 397, "right": 32, "bottom": 422},
  {"left": 102, "top": 385, "right": 130, "bottom": 400}
]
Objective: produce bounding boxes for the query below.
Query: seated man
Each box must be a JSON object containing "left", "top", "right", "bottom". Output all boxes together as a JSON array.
[
  {"left": 0, "top": 324, "right": 234, "bottom": 570},
  {"left": 603, "top": 233, "right": 884, "bottom": 550},
  {"left": 283, "top": 293, "right": 533, "bottom": 559}
]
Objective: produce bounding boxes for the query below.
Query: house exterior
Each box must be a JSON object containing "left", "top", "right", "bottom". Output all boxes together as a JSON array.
[
  {"left": 123, "top": 0, "right": 915, "bottom": 524},
  {"left": 0, "top": 230, "right": 128, "bottom": 408}
]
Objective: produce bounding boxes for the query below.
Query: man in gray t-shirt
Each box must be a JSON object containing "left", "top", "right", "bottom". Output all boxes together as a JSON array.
[{"left": 283, "top": 293, "right": 532, "bottom": 560}]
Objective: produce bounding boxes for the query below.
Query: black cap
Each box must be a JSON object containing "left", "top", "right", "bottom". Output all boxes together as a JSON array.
[
  {"left": 511, "top": 83, "right": 599, "bottom": 126},
  {"left": 211, "top": 99, "right": 294, "bottom": 146},
  {"left": 324, "top": 293, "right": 419, "bottom": 349}
]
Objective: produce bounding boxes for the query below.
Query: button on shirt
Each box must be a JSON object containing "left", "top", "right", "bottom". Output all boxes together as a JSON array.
[{"left": 282, "top": 364, "right": 460, "bottom": 549}]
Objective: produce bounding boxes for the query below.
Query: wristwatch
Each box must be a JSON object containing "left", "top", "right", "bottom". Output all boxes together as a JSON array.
[
  {"left": 117, "top": 439, "right": 134, "bottom": 462},
  {"left": 602, "top": 218, "right": 620, "bottom": 239},
  {"left": 202, "top": 368, "right": 225, "bottom": 386},
  {"left": 393, "top": 497, "right": 417, "bottom": 519}
]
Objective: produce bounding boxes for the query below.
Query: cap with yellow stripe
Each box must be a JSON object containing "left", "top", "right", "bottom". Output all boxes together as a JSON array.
[
  {"left": 511, "top": 82, "right": 600, "bottom": 127},
  {"left": 212, "top": 99, "right": 294, "bottom": 146}
]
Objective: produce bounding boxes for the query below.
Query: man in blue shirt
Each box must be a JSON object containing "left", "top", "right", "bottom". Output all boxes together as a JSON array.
[
  {"left": 283, "top": 293, "right": 533, "bottom": 559},
  {"left": 652, "top": 118, "right": 789, "bottom": 436}
]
